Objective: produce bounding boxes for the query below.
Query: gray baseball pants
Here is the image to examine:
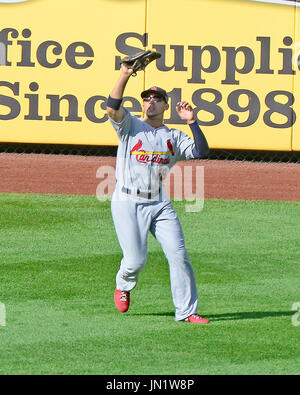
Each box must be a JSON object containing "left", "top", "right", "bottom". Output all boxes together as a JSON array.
[{"left": 111, "top": 191, "right": 198, "bottom": 321}]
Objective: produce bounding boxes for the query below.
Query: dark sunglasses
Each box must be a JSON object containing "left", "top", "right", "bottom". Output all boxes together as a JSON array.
[{"left": 143, "top": 95, "right": 164, "bottom": 102}]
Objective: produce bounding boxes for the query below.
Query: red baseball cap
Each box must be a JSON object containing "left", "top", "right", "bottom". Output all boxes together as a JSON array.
[{"left": 141, "top": 86, "right": 168, "bottom": 102}]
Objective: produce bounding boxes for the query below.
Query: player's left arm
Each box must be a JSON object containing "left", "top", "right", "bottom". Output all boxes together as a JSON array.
[{"left": 176, "top": 101, "right": 210, "bottom": 159}]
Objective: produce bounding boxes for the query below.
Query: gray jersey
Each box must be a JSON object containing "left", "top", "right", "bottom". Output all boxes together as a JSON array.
[
  {"left": 110, "top": 108, "right": 200, "bottom": 321},
  {"left": 109, "top": 108, "right": 196, "bottom": 200}
]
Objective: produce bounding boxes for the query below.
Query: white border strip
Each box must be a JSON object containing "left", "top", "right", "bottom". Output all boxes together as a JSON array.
[
  {"left": 0, "top": 43, "right": 5, "bottom": 66},
  {"left": 251, "top": 0, "right": 300, "bottom": 6},
  {"left": 0, "top": 1, "right": 29, "bottom": 3}
]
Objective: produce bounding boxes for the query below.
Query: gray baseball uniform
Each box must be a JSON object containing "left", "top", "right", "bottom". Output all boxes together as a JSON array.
[{"left": 109, "top": 108, "right": 199, "bottom": 321}]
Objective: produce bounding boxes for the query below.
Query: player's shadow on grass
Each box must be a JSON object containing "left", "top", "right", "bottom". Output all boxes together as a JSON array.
[
  {"left": 206, "top": 310, "right": 295, "bottom": 322},
  {"left": 134, "top": 310, "right": 295, "bottom": 321}
]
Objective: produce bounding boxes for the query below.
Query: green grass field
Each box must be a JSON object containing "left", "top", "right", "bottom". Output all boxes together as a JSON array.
[{"left": 0, "top": 193, "right": 299, "bottom": 375}]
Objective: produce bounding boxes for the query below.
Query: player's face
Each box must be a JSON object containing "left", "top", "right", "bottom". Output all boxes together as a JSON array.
[{"left": 142, "top": 94, "right": 169, "bottom": 118}]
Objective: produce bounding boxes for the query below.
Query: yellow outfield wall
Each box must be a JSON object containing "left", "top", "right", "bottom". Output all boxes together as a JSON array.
[
  {"left": 0, "top": 0, "right": 146, "bottom": 146},
  {"left": 0, "top": 0, "right": 299, "bottom": 151}
]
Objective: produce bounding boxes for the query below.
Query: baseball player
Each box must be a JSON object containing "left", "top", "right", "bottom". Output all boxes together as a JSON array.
[{"left": 106, "top": 62, "right": 210, "bottom": 324}]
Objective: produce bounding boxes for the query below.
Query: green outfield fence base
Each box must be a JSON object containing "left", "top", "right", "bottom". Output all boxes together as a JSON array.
[{"left": 1, "top": 143, "right": 300, "bottom": 163}]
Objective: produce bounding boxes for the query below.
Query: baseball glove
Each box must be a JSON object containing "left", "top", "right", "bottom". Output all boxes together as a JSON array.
[{"left": 120, "top": 50, "right": 161, "bottom": 76}]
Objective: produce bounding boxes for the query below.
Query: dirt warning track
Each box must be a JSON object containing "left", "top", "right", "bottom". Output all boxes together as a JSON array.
[{"left": 0, "top": 153, "right": 299, "bottom": 201}]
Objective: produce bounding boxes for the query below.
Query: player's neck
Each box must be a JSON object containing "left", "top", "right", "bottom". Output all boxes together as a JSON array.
[{"left": 145, "top": 117, "right": 164, "bottom": 129}]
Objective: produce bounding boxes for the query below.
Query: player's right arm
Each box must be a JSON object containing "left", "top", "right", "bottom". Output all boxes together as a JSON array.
[{"left": 106, "top": 64, "right": 134, "bottom": 123}]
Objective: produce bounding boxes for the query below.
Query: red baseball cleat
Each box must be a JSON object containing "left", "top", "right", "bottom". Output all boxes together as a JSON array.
[
  {"left": 114, "top": 289, "right": 130, "bottom": 312},
  {"left": 185, "top": 314, "right": 210, "bottom": 324}
]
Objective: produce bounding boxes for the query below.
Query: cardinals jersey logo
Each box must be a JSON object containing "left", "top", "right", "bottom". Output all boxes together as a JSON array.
[
  {"left": 130, "top": 139, "right": 143, "bottom": 156},
  {"left": 130, "top": 139, "right": 174, "bottom": 165},
  {"left": 167, "top": 139, "right": 174, "bottom": 156}
]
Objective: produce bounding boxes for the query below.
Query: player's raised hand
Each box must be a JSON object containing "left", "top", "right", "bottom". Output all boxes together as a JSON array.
[
  {"left": 121, "top": 62, "right": 135, "bottom": 77},
  {"left": 176, "top": 101, "right": 195, "bottom": 124}
]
